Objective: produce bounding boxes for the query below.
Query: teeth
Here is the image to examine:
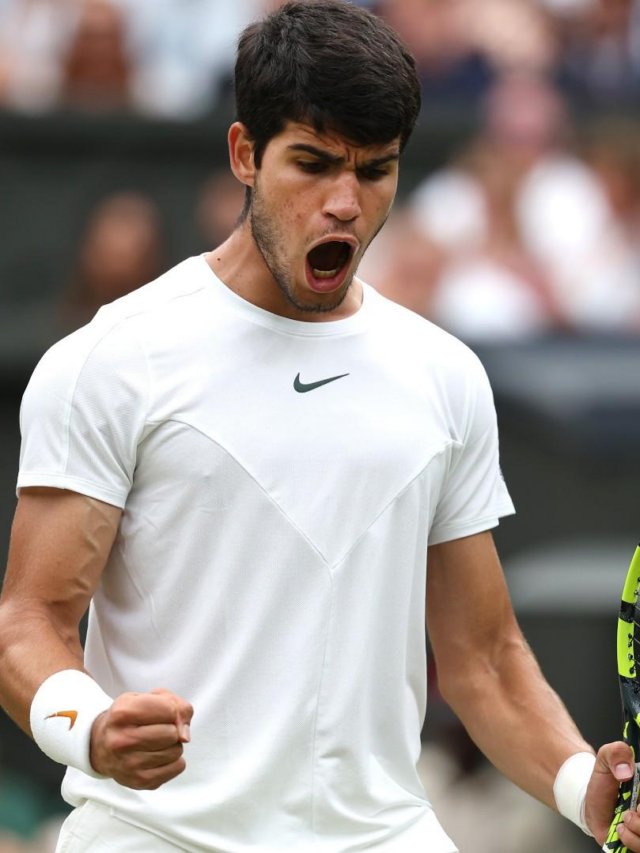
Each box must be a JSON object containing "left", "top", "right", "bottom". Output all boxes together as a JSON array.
[{"left": 313, "top": 268, "right": 340, "bottom": 279}]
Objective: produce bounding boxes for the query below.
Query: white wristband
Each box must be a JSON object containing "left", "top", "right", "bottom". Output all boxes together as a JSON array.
[
  {"left": 30, "top": 670, "right": 113, "bottom": 779},
  {"left": 553, "top": 751, "right": 596, "bottom": 836}
]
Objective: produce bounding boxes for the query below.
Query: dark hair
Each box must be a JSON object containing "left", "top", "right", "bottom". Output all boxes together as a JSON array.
[{"left": 235, "top": 0, "right": 422, "bottom": 170}]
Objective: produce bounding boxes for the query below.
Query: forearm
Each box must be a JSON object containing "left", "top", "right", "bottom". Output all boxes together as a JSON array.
[
  {"left": 440, "top": 633, "right": 593, "bottom": 809},
  {"left": 0, "top": 600, "right": 85, "bottom": 735},
  {"left": 0, "top": 489, "right": 121, "bottom": 737}
]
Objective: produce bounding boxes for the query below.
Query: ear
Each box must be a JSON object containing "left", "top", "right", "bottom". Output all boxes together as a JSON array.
[{"left": 228, "top": 123, "right": 256, "bottom": 189}]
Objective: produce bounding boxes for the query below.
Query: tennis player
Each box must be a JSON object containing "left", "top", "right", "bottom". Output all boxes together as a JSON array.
[{"left": 0, "top": 1, "right": 635, "bottom": 851}]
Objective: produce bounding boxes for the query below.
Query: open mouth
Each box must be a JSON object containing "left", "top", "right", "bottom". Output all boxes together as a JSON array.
[{"left": 307, "top": 241, "right": 353, "bottom": 280}]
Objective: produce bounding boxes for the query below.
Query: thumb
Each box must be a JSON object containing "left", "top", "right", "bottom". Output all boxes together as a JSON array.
[
  {"left": 585, "top": 742, "right": 635, "bottom": 842},
  {"left": 595, "top": 741, "right": 634, "bottom": 783}
]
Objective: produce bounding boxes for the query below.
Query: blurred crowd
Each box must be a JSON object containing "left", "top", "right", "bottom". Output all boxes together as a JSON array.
[
  {"left": 43, "top": 73, "right": 640, "bottom": 343},
  {"left": 0, "top": 0, "right": 639, "bottom": 341},
  {"left": 362, "top": 75, "right": 640, "bottom": 339},
  {"left": 1, "top": 0, "right": 640, "bottom": 115},
  {"left": 1, "top": 0, "right": 639, "bottom": 342}
]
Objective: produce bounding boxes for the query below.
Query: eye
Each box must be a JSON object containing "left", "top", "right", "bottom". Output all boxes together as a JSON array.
[
  {"left": 297, "top": 160, "right": 326, "bottom": 174},
  {"left": 358, "top": 168, "right": 389, "bottom": 182}
]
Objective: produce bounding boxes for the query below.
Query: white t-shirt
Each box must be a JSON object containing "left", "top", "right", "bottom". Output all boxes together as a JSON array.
[{"left": 18, "top": 256, "right": 514, "bottom": 853}]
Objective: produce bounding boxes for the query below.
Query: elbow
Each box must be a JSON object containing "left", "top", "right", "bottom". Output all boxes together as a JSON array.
[
  {"left": 0, "top": 599, "right": 77, "bottom": 658},
  {"left": 0, "top": 600, "right": 22, "bottom": 662},
  {"left": 435, "top": 630, "right": 532, "bottom": 709},
  {"left": 436, "top": 665, "right": 489, "bottom": 711}
]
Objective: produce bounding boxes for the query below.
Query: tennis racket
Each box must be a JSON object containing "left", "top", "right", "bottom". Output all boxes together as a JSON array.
[{"left": 604, "top": 543, "right": 640, "bottom": 852}]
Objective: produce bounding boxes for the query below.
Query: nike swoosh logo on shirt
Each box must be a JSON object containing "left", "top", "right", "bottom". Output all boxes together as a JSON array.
[
  {"left": 46, "top": 711, "right": 78, "bottom": 730},
  {"left": 293, "top": 373, "right": 349, "bottom": 393}
]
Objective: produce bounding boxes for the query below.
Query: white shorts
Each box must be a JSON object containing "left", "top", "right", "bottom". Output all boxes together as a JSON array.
[
  {"left": 55, "top": 798, "right": 458, "bottom": 852},
  {"left": 55, "top": 799, "right": 188, "bottom": 852}
]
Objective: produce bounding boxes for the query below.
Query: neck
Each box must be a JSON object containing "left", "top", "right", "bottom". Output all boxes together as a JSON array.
[{"left": 205, "top": 222, "right": 362, "bottom": 322}]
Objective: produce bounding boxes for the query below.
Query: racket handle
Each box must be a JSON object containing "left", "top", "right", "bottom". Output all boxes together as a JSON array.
[{"left": 603, "top": 763, "right": 640, "bottom": 851}]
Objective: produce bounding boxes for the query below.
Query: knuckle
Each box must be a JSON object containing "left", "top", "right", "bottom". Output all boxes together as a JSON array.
[
  {"left": 109, "top": 704, "right": 130, "bottom": 727},
  {"left": 109, "top": 735, "right": 130, "bottom": 754},
  {"left": 153, "top": 692, "right": 177, "bottom": 715},
  {"left": 106, "top": 730, "right": 130, "bottom": 753},
  {"left": 123, "top": 753, "right": 143, "bottom": 773},
  {"left": 108, "top": 708, "right": 124, "bottom": 726}
]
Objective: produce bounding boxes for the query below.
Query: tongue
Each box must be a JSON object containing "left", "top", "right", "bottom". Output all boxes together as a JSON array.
[{"left": 308, "top": 241, "right": 348, "bottom": 272}]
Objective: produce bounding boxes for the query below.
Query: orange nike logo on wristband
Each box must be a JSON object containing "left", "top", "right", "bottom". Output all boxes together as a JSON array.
[{"left": 45, "top": 711, "right": 78, "bottom": 729}]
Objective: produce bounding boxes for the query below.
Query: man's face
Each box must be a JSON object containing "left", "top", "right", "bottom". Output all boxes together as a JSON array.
[{"left": 249, "top": 122, "right": 400, "bottom": 314}]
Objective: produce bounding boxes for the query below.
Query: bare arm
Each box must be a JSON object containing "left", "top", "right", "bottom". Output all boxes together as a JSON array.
[
  {"left": 0, "top": 487, "right": 121, "bottom": 734},
  {"left": 426, "top": 530, "right": 591, "bottom": 808},
  {"left": 0, "top": 487, "right": 192, "bottom": 790}
]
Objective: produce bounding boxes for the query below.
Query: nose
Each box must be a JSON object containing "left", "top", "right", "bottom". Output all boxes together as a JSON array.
[{"left": 322, "top": 172, "right": 362, "bottom": 223}]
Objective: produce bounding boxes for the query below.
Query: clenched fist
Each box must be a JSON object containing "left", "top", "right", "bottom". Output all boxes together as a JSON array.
[{"left": 89, "top": 688, "right": 193, "bottom": 790}]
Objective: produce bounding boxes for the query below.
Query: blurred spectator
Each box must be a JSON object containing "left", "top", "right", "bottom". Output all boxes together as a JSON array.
[
  {"left": 466, "top": 0, "right": 561, "bottom": 77},
  {"left": 196, "top": 170, "right": 245, "bottom": 249},
  {"left": 569, "top": 118, "right": 640, "bottom": 330},
  {"left": 418, "top": 741, "right": 577, "bottom": 851},
  {"left": 0, "top": 58, "right": 9, "bottom": 104},
  {"left": 587, "top": 119, "right": 640, "bottom": 234},
  {"left": 359, "top": 209, "right": 447, "bottom": 320},
  {"left": 0, "top": 0, "right": 76, "bottom": 112},
  {"left": 535, "top": 0, "right": 596, "bottom": 13},
  {"left": 429, "top": 144, "right": 564, "bottom": 342},
  {"left": 410, "top": 73, "right": 617, "bottom": 339},
  {"left": 376, "top": 0, "right": 495, "bottom": 103},
  {"left": 376, "top": 0, "right": 561, "bottom": 103},
  {"left": 0, "top": 0, "right": 263, "bottom": 117},
  {"left": 61, "top": 191, "right": 165, "bottom": 331},
  {"left": 2, "top": 0, "right": 640, "bottom": 118},
  {"left": 59, "top": 0, "right": 132, "bottom": 111},
  {"left": 557, "top": 0, "right": 640, "bottom": 106},
  {"left": 120, "top": 0, "right": 263, "bottom": 118}
]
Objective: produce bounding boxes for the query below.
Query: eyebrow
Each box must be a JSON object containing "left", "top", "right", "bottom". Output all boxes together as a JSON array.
[{"left": 287, "top": 144, "right": 400, "bottom": 169}]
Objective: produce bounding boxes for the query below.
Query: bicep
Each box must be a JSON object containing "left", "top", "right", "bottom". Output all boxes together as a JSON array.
[
  {"left": 2, "top": 487, "right": 122, "bottom": 636},
  {"left": 426, "top": 530, "right": 520, "bottom": 697}
]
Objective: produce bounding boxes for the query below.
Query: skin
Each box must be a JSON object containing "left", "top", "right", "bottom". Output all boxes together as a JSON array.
[
  {"left": 0, "top": 488, "right": 192, "bottom": 790},
  {"left": 0, "top": 123, "right": 636, "bottom": 846},
  {"left": 429, "top": 531, "right": 635, "bottom": 846},
  {"left": 206, "top": 120, "right": 400, "bottom": 320}
]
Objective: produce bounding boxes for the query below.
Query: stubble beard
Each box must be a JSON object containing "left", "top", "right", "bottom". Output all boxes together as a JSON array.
[{"left": 249, "top": 181, "right": 354, "bottom": 315}]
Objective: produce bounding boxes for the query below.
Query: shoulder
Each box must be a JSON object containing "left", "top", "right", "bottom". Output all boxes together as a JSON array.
[
  {"left": 93, "top": 255, "right": 210, "bottom": 337},
  {"left": 363, "top": 283, "right": 494, "bottom": 442},
  {"left": 33, "top": 257, "right": 208, "bottom": 382},
  {"left": 364, "top": 282, "right": 485, "bottom": 379}
]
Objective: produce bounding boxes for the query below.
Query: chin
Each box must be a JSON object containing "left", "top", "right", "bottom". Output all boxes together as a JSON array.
[{"left": 292, "top": 281, "right": 353, "bottom": 315}]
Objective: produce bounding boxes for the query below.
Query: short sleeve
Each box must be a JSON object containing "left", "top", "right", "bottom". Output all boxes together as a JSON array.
[
  {"left": 429, "top": 356, "right": 515, "bottom": 545},
  {"left": 17, "top": 321, "right": 150, "bottom": 508}
]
